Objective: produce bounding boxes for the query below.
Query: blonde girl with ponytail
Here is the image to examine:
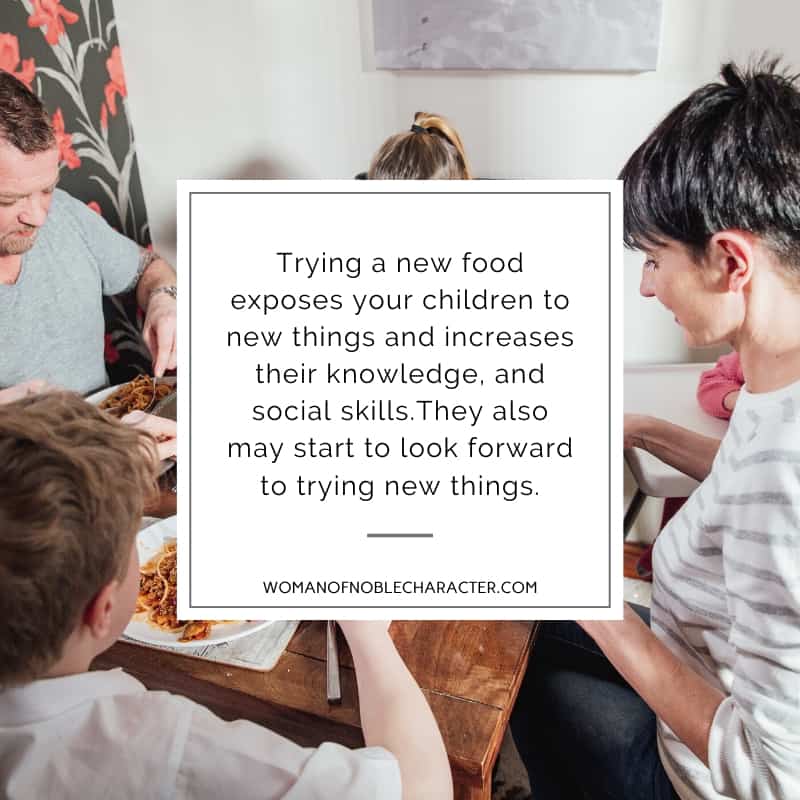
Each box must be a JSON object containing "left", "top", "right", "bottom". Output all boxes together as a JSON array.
[{"left": 368, "top": 111, "right": 472, "bottom": 179}]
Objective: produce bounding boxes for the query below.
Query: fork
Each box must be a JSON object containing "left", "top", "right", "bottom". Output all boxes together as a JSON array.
[
  {"left": 326, "top": 620, "right": 342, "bottom": 705},
  {"left": 142, "top": 375, "right": 161, "bottom": 413},
  {"left": 161, "top": 462, "right": 178, "bottom": 494}
]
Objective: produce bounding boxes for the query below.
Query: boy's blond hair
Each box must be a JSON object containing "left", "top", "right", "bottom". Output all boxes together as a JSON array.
[{"left": 0, "top": 393, "right": 158, "bottom": 686}]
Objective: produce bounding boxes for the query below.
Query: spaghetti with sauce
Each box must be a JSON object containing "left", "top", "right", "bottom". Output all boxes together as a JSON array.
[
  {"left": 136, "top": 540, "right": 216, "bottom": 642},
  {"left": 99, "top": 375, "right": 174, "bottom": 417}
]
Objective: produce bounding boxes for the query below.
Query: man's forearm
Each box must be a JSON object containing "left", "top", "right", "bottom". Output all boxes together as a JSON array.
[
  {"left": 627, "top": 415, "right": 721, "bottom": 481},
  {"left": 585, "top": 606, "right": 724, "bottom": 765},
  {"left": 136, "top": 255, "right": 176, "bottom": 310}
]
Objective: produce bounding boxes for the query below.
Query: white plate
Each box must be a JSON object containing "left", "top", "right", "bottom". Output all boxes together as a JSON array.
[{"left": 125, "top": 516, "right": 273, "bottom": 649}]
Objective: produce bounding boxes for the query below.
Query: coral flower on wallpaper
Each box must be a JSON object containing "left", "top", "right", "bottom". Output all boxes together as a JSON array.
[
  {"left": 27, "top": 0, "right": 79, "bottom": 46},
  {"left": 103, "top": 332, "right": 120, "bottom": 364},
  {"left": 104, "top": 45, "right": 127, "bottom": 116},
  {"left": 7, "top": 0, "right": 153, "bottom": 382},
  {"left": 51, "top": 108, "right": 81, "bottom": 169},
  {"left": 0, "top": 32, "right": 35, "bottom": 88}
]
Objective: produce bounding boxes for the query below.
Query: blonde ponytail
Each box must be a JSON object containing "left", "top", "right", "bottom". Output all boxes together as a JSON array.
[{"left": 368, "top": 111, "right": 472, "bottom": 180}]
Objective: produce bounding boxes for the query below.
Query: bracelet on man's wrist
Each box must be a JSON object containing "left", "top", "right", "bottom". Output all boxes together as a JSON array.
[{"left": 149, "top": 285, "right": 177, "bottom": 304}]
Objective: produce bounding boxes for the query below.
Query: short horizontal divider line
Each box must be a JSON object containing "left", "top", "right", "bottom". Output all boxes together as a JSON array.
[{"left": 366, "top": 533, "right": 434, "bottom": 538}]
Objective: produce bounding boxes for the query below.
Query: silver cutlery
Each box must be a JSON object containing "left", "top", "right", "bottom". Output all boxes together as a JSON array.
[
  {"left": 326, "top": 620, "right": 342, "bottom": 705},
  {"left": 142, "top": 375, "right": 162, "bottom": 413}
]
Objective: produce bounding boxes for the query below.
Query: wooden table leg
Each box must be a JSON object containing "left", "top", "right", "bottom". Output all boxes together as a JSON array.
[{"left": 454, "top": 781, "right": 491, "bottom": 800}]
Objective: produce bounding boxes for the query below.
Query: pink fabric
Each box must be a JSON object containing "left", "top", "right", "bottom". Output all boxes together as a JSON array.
[{"left": 696, "top": 352, "right": 744, "bottom": 420}]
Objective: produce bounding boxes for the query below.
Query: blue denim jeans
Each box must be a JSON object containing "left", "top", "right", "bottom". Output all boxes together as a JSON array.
[{"left": 510, "top": 606, "right": 679, "bottom": 799}]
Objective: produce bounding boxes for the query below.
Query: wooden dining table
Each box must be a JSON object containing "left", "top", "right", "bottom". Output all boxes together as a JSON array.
[
  {"left": 102, "top": 475, "right": 539, "bottom": 798},
  {"left": 96, "top": 618, "right": 537, "bottom": 798}
]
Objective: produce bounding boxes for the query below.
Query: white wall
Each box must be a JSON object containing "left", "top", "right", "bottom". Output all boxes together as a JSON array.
[{"left": 115, "top": 0, "right": 800, "bottom": 364}]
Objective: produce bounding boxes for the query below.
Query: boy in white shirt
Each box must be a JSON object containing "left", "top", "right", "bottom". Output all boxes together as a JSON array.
[{"left": 0, "top": 393, "right": 452, "bottom": 799}]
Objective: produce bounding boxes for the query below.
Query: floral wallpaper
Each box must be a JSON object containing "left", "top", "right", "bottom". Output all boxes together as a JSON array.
[{"left": 1, "top": 0, "right": 152, "bottom": 382}]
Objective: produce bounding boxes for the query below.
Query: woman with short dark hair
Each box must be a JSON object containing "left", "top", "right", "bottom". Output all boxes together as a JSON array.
[{"left": 511, "top": 59, "right": 800, "bottom": 800}]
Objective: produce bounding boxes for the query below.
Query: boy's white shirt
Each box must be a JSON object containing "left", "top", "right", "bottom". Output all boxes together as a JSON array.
[{"left": 0, "top": 668, "right": 401, "bottom": 799}]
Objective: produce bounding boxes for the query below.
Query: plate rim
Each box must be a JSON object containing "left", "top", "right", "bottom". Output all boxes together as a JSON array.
[{"left": 125, "top": 516, "right": 273, "bottom": 649}]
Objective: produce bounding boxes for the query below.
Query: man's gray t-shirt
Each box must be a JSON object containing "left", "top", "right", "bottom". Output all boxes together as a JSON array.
[{"left": 0, "top": 189, "right": 140, "bottom": 394}]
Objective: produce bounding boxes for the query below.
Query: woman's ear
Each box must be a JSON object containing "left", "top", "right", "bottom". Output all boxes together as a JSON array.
[{"left": 708, "top": 230, "right": 754, "bottom": 292}]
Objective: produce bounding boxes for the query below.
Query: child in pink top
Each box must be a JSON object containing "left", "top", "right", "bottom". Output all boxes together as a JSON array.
[{"left": 696, "top": 351, "right": 744, "bottom": 419}]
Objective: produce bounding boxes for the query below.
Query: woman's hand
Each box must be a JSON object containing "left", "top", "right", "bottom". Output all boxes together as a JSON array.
[
  {"left": 121, "top": 410, "right": 177, "bottom": 461},
  {"left": 722, "top": 390, "right": 740, "bottom": 412},
  {"left": 0, "top": 379, "right": 58, "bottom": 405}
]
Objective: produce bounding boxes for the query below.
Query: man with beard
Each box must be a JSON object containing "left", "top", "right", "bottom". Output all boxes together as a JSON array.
[{"left": 0, "top": 71, "right": 176, "bottom": 395}]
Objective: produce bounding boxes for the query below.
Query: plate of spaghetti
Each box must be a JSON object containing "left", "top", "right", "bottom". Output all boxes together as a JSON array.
[
  {"left": 126, "top": 516, "right": 272, "bottom": 648},
  {"left": 87, "top": 375, "right": 176, "bottom": 418}
]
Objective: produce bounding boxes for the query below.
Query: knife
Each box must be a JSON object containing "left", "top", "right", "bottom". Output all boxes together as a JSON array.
[{"left": 326, "top": 620, "right": 342, "bottom": 705}]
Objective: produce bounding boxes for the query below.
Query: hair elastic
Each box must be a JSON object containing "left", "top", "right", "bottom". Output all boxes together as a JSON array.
[{"left": 410, "top": 124, "right": 429, "bottom": 134}]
